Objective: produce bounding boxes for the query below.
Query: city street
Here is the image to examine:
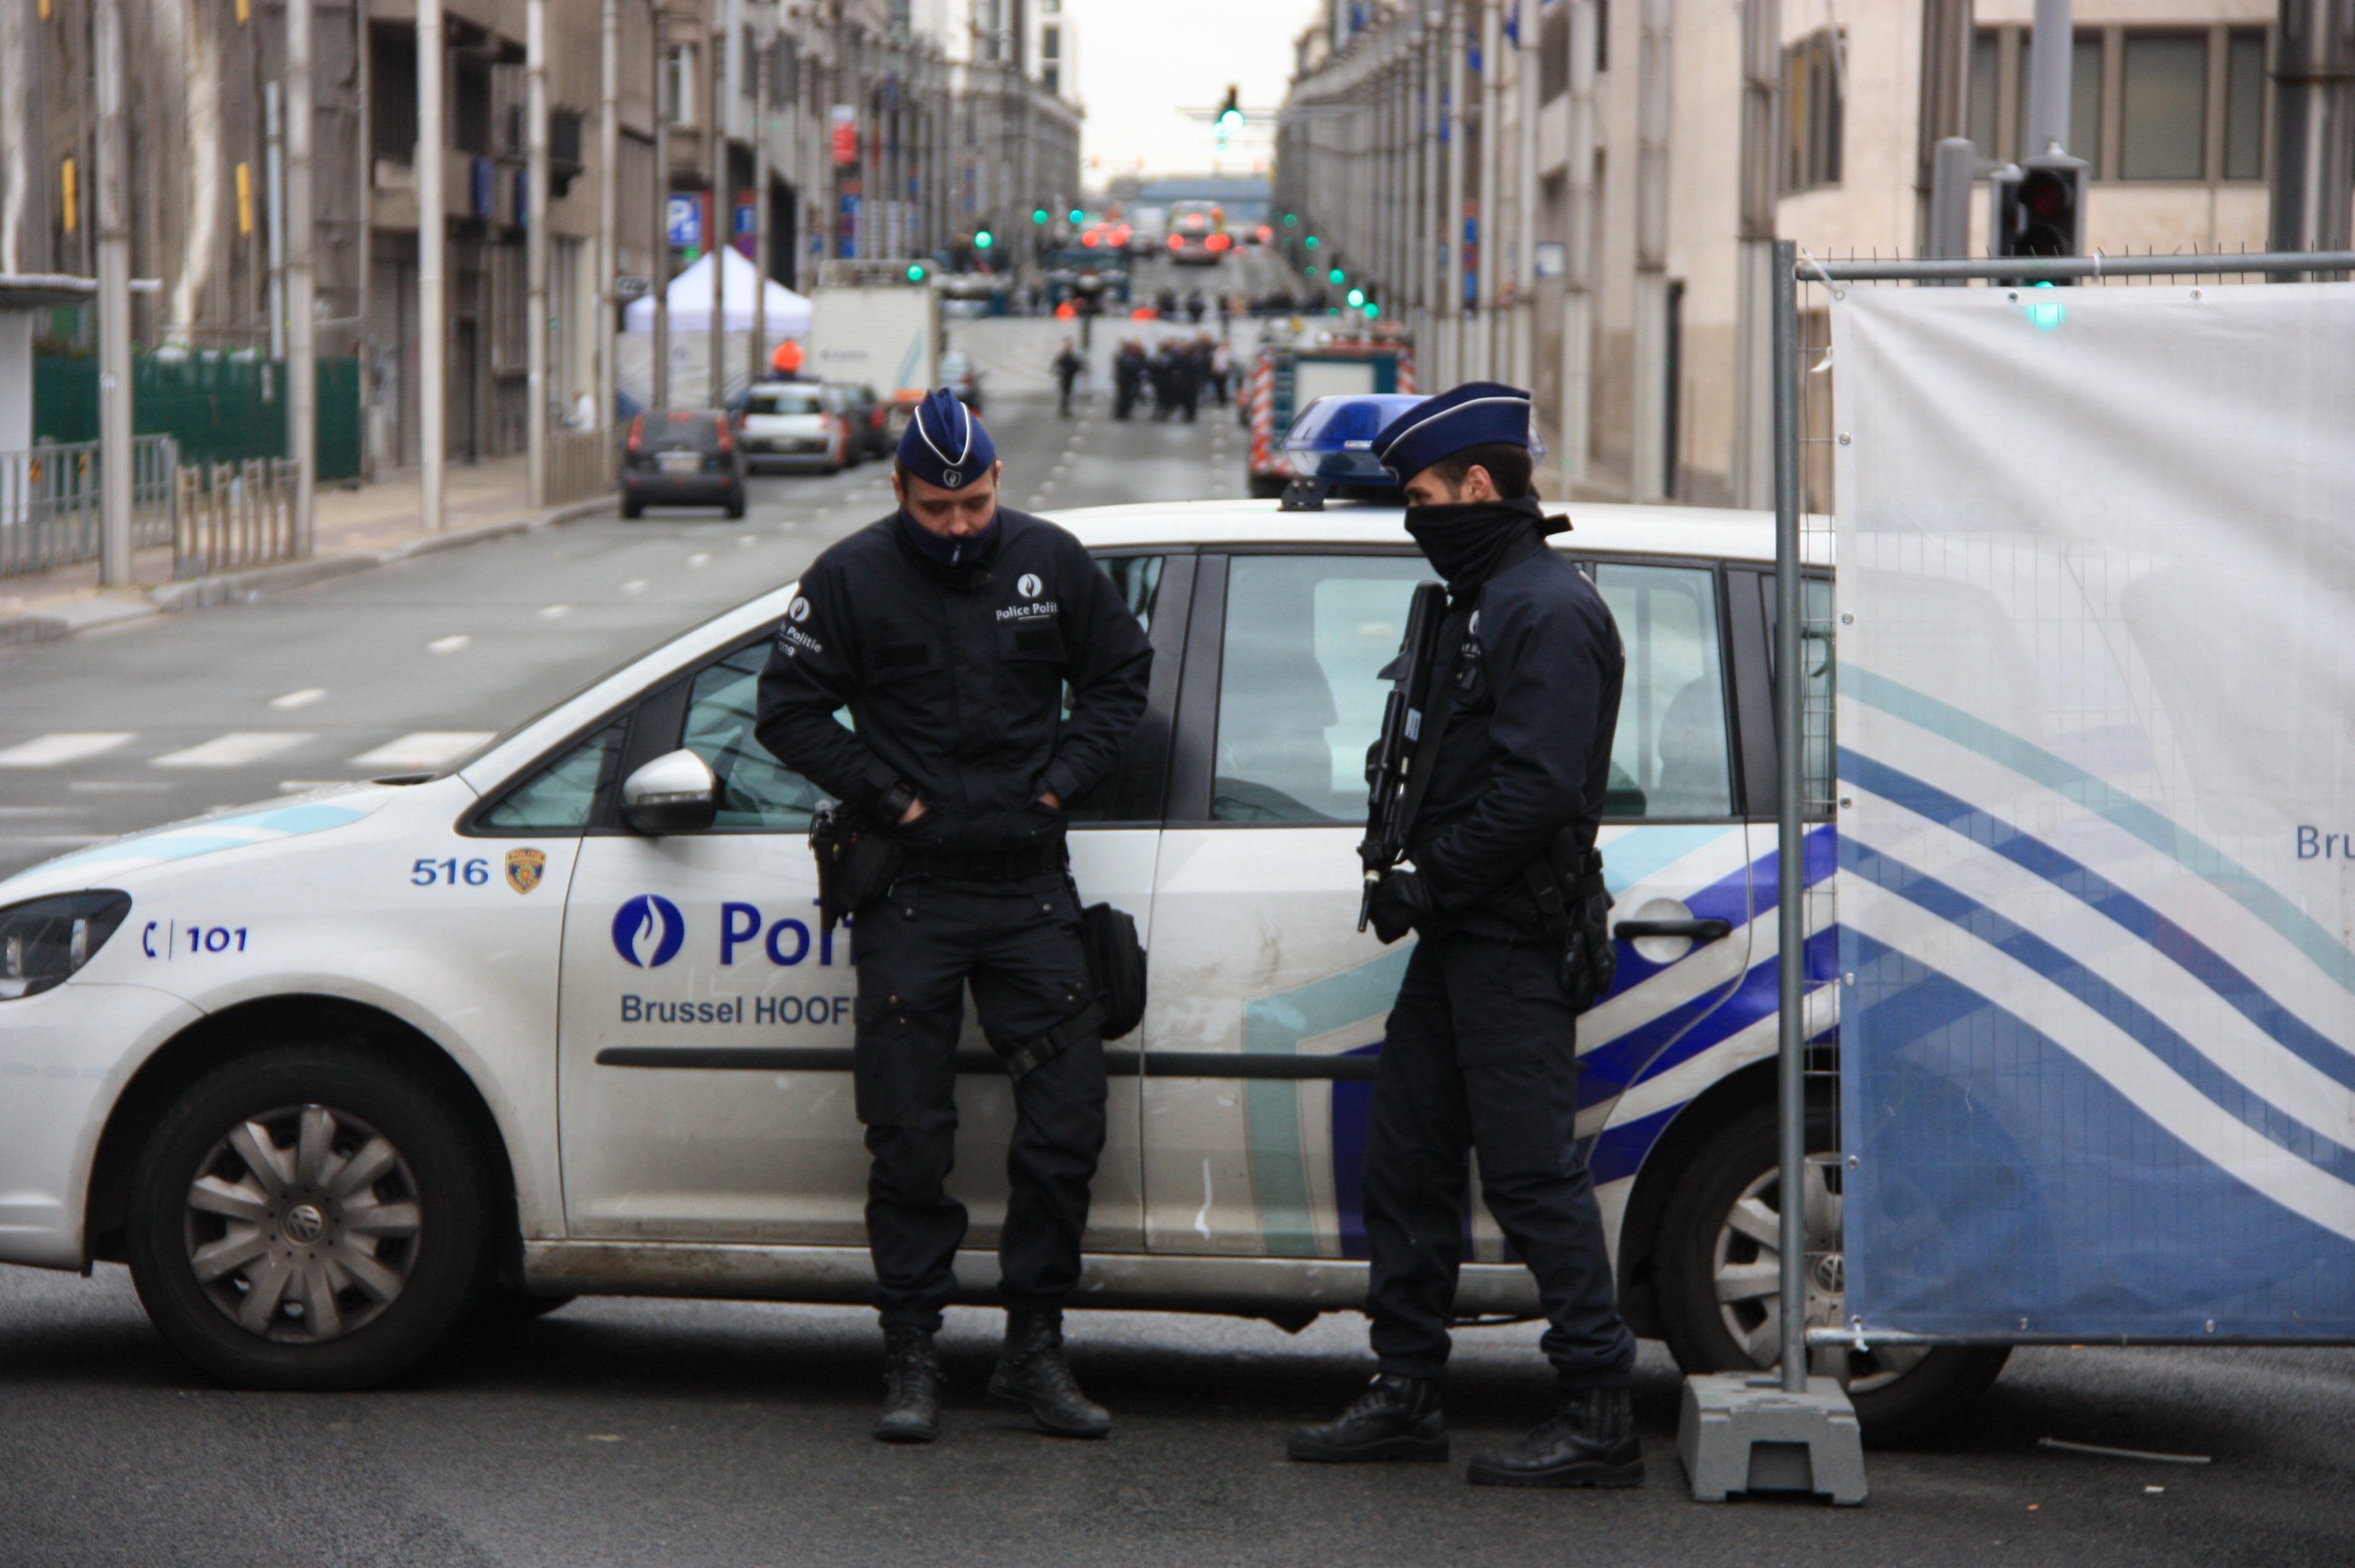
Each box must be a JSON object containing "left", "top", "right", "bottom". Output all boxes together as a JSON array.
[{"left": 5, "top": 378, "right": 2353, "bottom": 1566}]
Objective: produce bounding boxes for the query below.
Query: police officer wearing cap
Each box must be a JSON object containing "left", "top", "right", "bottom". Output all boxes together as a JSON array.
[
  {"left": 1287, "top": 382, "right": 1642, "bottom": 1488},
  {"left": 756, "top": 389, "right": 1152, "bottom": 1444}
]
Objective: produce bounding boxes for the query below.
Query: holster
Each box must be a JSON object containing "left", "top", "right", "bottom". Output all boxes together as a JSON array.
[
  {"left": 810, "top": 800, "right": 904, "bottom": 937},
  {"left": 1499, "top": 830, "right": 1615, "bottom": 1014}
]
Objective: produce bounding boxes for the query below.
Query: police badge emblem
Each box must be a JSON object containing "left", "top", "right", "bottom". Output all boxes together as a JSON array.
[{"left": 505, "top": 847, "right": 547, "bottom": 895}]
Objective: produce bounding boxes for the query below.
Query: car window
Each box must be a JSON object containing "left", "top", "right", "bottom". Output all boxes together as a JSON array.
[
  {"left": 683, "top": 644, "right": 826, "bottom": 831},
  {"left": 1595, "top": 564, "right": 1735, "bottom": 819},
  {"left": 747, "top": 387, "right": 822, "bottom": 416},
  {"left": 1212, "top": 554, "right": 1431, "bottom": 824},
  {"left": 1064, "top": 554, "right": 1167, "bottom": 825},
  {"left": 477, "top": 722, "right": 627, "bottom": 831},
  {"left": 647, "top": 410, "right": 724, "bottom": 450}
]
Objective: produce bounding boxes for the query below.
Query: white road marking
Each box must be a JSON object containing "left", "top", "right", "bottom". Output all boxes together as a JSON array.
[
  {"left": 686, "top": 552, "right": 712, "bottom": 567},
  {"left": 538, "top": 604, "right": 573, "bottom": 620},
  {"left": 69, "top": 779, "right": 173, "bottom": 793},
  {"left": 738, "top": 534, "right": 759, "bottom": 548},
  {"left": 0, "top": 805, "right": 76, "bottom": 817},
  {"left": 428, "top": 634, "right": 471, "bottom": 654},
  {"left": 349, "top": 731, "right": 496, "bottom": 770},
  {"left": 621, "top": 578, "right": 648, "bottom": 594},
  {"left": 0, "top": 732, "right": 135, "bottom": 768},
  {"left": 269, "top": 687, "right": 327, "bottom": 711},
  {"left": 152, "top": 732, "right": 313, "bottom": 769}
]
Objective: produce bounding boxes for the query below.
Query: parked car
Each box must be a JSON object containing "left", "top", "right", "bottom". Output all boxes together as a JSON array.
[
  {"left": 827, "top": 381, "right": 892, "bottom": 462},
  {"left": 0, "top": 443, "right": 1994, "bottom": 1441},
  {"left": 738, "top": 381, "right": 852, "bottom": 474},
  {"left": 937, "top": 350, "right": 984, "bottom": 414},
  {"left": 620, "top": 409, "right": 746, "bottom": 518}
]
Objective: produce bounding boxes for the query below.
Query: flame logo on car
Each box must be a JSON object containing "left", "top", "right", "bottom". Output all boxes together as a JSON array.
[{"left": 611, "top": 895, "right": 686, "bottom": 968}]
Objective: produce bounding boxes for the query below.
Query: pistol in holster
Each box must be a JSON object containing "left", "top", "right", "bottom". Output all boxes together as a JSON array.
[
  {"left": 809, "top": 800, "right": 905, "bottom": 937},
  {"left": 1518, "top": 832, "right": 1616, "bottom": 1014}
]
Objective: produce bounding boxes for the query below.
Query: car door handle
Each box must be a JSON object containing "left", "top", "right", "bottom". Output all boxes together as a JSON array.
[{"left": 1614, "top": 917, "right": 1733, "bottom": 943}]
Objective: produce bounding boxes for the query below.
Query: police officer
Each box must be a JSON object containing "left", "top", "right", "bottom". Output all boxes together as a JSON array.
[
  {"left": 1287, "top": 383, "right": 1641, "bottom": 1488},
  {"left": 756, "top": 389, "right": 1152, "bottom": 1445}
]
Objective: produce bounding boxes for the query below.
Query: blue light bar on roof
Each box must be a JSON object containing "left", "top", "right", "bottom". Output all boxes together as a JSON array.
[{"left": 1279, "top": 394, "right": 1428, "bottom": 483}]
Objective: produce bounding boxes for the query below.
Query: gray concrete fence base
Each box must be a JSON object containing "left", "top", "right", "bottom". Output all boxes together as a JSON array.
[{"left": 1677, "top": 1373, "right": 1868, "bottom": 1506}]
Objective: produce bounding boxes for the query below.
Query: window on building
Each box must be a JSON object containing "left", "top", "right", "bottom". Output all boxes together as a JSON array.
[
  {"left": 2225, "top": 30, "right": 2267, "bottom": 180},
  {"left": 1043, "top": 66, "right": 1061, "bottom": 96},
  {"left": 1043, "top": 24, "right": 1060, "bottom": 60},
  {"left": 742, "top": 27, "right": 757, "bottom": 99},
  {"left": 2120, "top": 34, "right": 2208, "bottom": 178},
  {"left": 664, "top": 44, "right": 697, "bottom": 126},
  {"left": 1781, "top": 31, "right": 1843, "bottom": 196},
  {"left": 454, "top": 56, "right": 493, "bottom": 157},
  {"left": 1967, "top": 28, "right": 2000, "bottom": 159},
  {"left": 371, "top": 38, "right": 418, "bottom": 164}
]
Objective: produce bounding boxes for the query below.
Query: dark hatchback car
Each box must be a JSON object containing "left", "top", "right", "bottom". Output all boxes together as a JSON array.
[{"left": 622, "top": 409, "right": 747, "bottom": 519}]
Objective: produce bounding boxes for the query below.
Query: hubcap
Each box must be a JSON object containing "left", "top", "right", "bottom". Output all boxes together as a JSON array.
[
  {"left": 1709, "top": 1152, "right": 1928, "bottom": 1394},
  {"left": 180, "top": 1104, "right": 422, "bottom": 1345}
]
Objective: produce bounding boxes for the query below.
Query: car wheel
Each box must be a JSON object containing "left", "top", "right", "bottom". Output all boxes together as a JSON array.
[
  {"left": 725, "top": 492, "right": 747, "bottom": 519},
  {"left": 125, "top": 1045, "right": 493, "bottom": 1391},
  {"left": 1653, "top": 1100, "right": 2010, "bottom": 1446},
  {"left": 622, "top": 496, "right": 643, "bottom": 519}
]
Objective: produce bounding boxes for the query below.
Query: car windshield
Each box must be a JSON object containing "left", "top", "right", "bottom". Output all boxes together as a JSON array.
[
  {"left": 746, "top": 387, "right": 824, "bottom": 416},
  {"left": 644, "top": 411, "right": 724, "bottom": 449}
]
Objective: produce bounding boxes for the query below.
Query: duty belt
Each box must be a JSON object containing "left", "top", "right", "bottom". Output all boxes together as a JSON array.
[{"left": 898, "top": 839, "right": 1068, "bottom": 882}]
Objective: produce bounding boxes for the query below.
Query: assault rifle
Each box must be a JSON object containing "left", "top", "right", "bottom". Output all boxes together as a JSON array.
[{"left": 1357, "top": 580, "right": 1450, "bottom": 931}]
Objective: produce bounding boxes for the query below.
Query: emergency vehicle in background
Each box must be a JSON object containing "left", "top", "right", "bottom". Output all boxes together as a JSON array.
[
  {"left": 1241, "top": 327, "right": 1415, "bottom": 496},
  {"left": 1167, "top": 201, "right": 1232, "bottom": 266}
]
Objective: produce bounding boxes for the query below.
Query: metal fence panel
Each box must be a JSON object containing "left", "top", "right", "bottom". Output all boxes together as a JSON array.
[
  {"left": 0, "top": 436, "right": 178, "bottom": 578},
  {"left": 1826, "top": 276, "right": 2355, "bottom": 1341}
]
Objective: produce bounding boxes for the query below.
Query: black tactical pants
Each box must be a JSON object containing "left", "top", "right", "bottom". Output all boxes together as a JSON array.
[
  {"left": 851, "top": 876, "right": 1107, "bottom": 1332},
  {"left": 1363, "top": 931, "right": 1637, "bottom": 1390}
]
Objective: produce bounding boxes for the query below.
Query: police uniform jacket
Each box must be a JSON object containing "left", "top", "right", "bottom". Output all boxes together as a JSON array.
[
  {"left": 755, "top": 508, "right": 1152, "bottom": 856},
  {"left": 1408, "top": 540, "right": 1625, "bottom": 924}
]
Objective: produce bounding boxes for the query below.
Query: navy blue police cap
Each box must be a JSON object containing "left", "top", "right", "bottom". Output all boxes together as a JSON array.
[
  {"left": 896, "top": 387, "right": 996, "bottom": 489},
  {"left": 1370, "top": 381, "right": 1537, "bottom": 483}
]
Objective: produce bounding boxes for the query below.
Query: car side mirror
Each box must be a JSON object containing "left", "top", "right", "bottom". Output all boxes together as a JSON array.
[{"left": 620, "top": 749, "right": 718, "bottom": 836}]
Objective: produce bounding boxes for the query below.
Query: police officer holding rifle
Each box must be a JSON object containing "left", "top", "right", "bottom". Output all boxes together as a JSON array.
[
  {"left": 757, "top": 389, "right": 1152, "bottom": 1444},
  {"left": 1288, "top": 382, "right": 1640, "bottom": 1488}
]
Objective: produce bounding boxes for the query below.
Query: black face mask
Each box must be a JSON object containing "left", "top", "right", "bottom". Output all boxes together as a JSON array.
[
  {"left": 895, "top": 506, "right": 1000, "bottom": 572},
  {"left": 1402, "top": 495, "right": 1552, "bottom": 593}
]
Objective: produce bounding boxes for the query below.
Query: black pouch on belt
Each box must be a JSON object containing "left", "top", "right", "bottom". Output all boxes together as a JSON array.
[
  {"left": 1515, "top": 835, "right": 1615, "bottom": 1014},
  {"left": 810, "top": 800, "right": 904, "bottom": 937},
  {"left": 1079, "top": 901, "right": 1149, "bottom": 1040}
]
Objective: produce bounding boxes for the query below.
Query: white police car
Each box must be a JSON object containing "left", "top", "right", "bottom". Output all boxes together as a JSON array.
[{"left": 0, "top": 431, "right": 2001, "bottom": 1436}]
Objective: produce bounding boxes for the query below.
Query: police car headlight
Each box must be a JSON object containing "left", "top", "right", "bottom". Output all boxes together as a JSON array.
[{"left": 0, "top": 891, "right": 133, "bottom": 1000}]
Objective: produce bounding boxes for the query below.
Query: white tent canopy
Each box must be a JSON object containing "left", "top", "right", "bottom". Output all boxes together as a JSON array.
[{"left": 622, "top": 247, "right": 811, "bottom": 336}]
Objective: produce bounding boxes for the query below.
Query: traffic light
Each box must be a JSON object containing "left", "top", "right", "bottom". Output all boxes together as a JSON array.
[
  {"left": 1283, "top": 213, "right": 1298, "bottom": 227},
  {"left": 975, "top": 229, "right": 995, "bottom": 249},
  {"left": 1328, "top": 267, "right": 1345, "bottom": 286},
  {"left": 906, "top": 262, "right": 927, "bottom": 282},
  {"left": 1303, "top": 234, "right": 1319, "bottom": 250},
  {"left": 1216, "top": 85, "right": 1244, "bottom": 140},
  {"left": 1995, "top": 157, "right": 2086, "bottom": 268},
  {"left": 1031, "top": 208, "right": 1049, "bottom": 225},
  {"left": 1068, "top": 207, "right": 1085, "bottom": 224},
  {"left": 1346, "top": 288, "right": 1365, "bottom": 308}
]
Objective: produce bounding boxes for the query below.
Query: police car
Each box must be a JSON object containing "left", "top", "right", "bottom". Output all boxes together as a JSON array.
[{"left": 0, "top": 406, "right": 2002, "bottom": 1440}]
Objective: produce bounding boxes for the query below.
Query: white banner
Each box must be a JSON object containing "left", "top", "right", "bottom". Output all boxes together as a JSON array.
[{"left": 1830, "top": 281, "right": 2355, "bottom": 1338}]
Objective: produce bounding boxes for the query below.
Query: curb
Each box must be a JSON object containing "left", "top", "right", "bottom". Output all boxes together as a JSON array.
[{"left": 5, "top": 492, "right": 617, "bottom": 641}]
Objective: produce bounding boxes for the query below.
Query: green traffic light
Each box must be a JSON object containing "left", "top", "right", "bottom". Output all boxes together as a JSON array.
[
  {"left": 907, "top": 263, "right": 927, "bottom": 281},
  {"left": 1031, "top": 209, "right": 1049, "bottom": 224},
  {"left": 975, "top": 230, "right": 994, "bottom": 249},
  {"left": 1068, "top": 207, "right": 1085, "bottom": 223},
  {"left": 1328, "top": 268, "right": 1345, "bottom": 285},
  {"left": 1364, "top": 301, "right": 1380, "bottom": 318},
  {"left": 1283, "top": 213, "right": 1298, "bottom": 226},
  {"left": 1346, "top": 288, "right": 1365, "bottom": 307},
  {"left": 1303, "top": 266, "right": 1318, "bottom": 279},
  {"left": 1303, "top": 234, "right": 1319, "bottom": 249}
]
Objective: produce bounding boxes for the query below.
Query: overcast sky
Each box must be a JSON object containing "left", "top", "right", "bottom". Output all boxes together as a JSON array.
[{"left": 1062, "top": 0, "right": 1325, "bottom": 183}]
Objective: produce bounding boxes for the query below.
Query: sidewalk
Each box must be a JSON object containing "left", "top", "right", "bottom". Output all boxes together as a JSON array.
[{"left": 0, "top": 453, "right": 612, "bottom": 647}]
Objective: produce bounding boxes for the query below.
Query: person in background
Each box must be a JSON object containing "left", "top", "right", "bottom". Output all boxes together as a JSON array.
[{"left": 1054, "top": 340, "right": 1085, "bottom": 419}]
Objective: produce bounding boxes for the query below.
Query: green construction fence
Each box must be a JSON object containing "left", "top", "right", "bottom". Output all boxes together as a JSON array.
[{"left": 32, "top": 353, "right": 365, "bottom": 481}]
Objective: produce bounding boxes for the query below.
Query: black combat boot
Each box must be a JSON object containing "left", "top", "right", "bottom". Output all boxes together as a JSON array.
[
  {"left": 988, "top": 1309, "right": 1111, "bottom": 1438},
  {"left": 872, "top": 1325, "right": 942, "bottom": 1444},
  {"left": 1287, "top": 1374, "right": 1449, "bottom": 1463},
  {"left": 1466, "top": 1386, "right": 1643, "bottom": 1488}
]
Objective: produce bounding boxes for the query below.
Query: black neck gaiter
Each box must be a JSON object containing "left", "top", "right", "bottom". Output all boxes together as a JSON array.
[
  {"left": 1402, "top": 495, "right": 1555, "bottom": 596},
  {"left": 894, "top": 506, "right": 1000, "bottom": 574}
]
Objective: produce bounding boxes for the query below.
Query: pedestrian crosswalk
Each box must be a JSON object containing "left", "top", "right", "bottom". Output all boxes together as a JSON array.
[{"left": 0, "top": 729, "right": 498, "bottom": 773}]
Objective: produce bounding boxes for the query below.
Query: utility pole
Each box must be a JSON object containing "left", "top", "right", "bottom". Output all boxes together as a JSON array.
[
  {"left": 288, "top": 0, "right": 317, "bottom": 553},
  {"left": 654, "top": 0, "right": 671, "bottom": 409},
  {"left": 419, "top": 0, "right": 446, "bottom": 532},
  {"left": 1514, "top": 0, "right": 1538, "bottom": 390},
  {"left": 1417, "top": 9, "right": 1437, "bottom": 378},
  {"left": 711, "top": 11, "right": 728, "bottom": 410},
  {"left": 2023, "top": 0, "right": 2074, "bottom": 160},
  {"left": 1631, "top": 0, "right": 1672, "bottom": 503},
  {"left": 1443, "top": 0, "right": 1466, "bottom": 387},
  {"left": 1477, "top": 0, "right": 1502, "bottom": 382},
  {"left": 527, "top": 0, "right": 549, "bottom": 506},
  {"left": 2269, "top": 0, "right": 2355, "bottom": 278},
  {"left": 265, "top": 84, "right": 286, "bottom": 360},
  {"left": 753, "top": 2, "right": 771, "bottom": 385},
  {"left": 1733, "top": 0, "right": 1780, "bottom": 508},
  {"left": 95, "top": 0, "right": 130, "bottom": 586},
  {"left": 599, "top": 0, "right": 619, "bottom": 445},
  {"left": 1561, "top": 0, "right": 1598, "bottom": 493}
]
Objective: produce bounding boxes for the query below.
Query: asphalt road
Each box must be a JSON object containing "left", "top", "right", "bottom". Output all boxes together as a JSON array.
[{"left": 5, "top": 298, "right": 2353, "bottom": 1562}]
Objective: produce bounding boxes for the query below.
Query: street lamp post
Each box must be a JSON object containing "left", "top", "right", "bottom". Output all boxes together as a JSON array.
[
  {"left": 419, "top": 0, "right": 446, "bottom": 532},
  {"left": 94, "top": 0, "right": 131, "bottom": 585},
  {"left": 599, "top": 0, "right": 618, "bottom": 447},
  {"left": 527, "top": 0, "right": 549, "bottom": 506},
  {"left": 288, "top": 0, "right": 317, "bottom": 551}
]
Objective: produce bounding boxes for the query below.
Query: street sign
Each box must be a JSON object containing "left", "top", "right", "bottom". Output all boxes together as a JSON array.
[
  {"left": 667, "top": 194, "right": 702, "bottom": 249},
  {"left": 831, "top": 104, "right": 858, "bottom": 165}
]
